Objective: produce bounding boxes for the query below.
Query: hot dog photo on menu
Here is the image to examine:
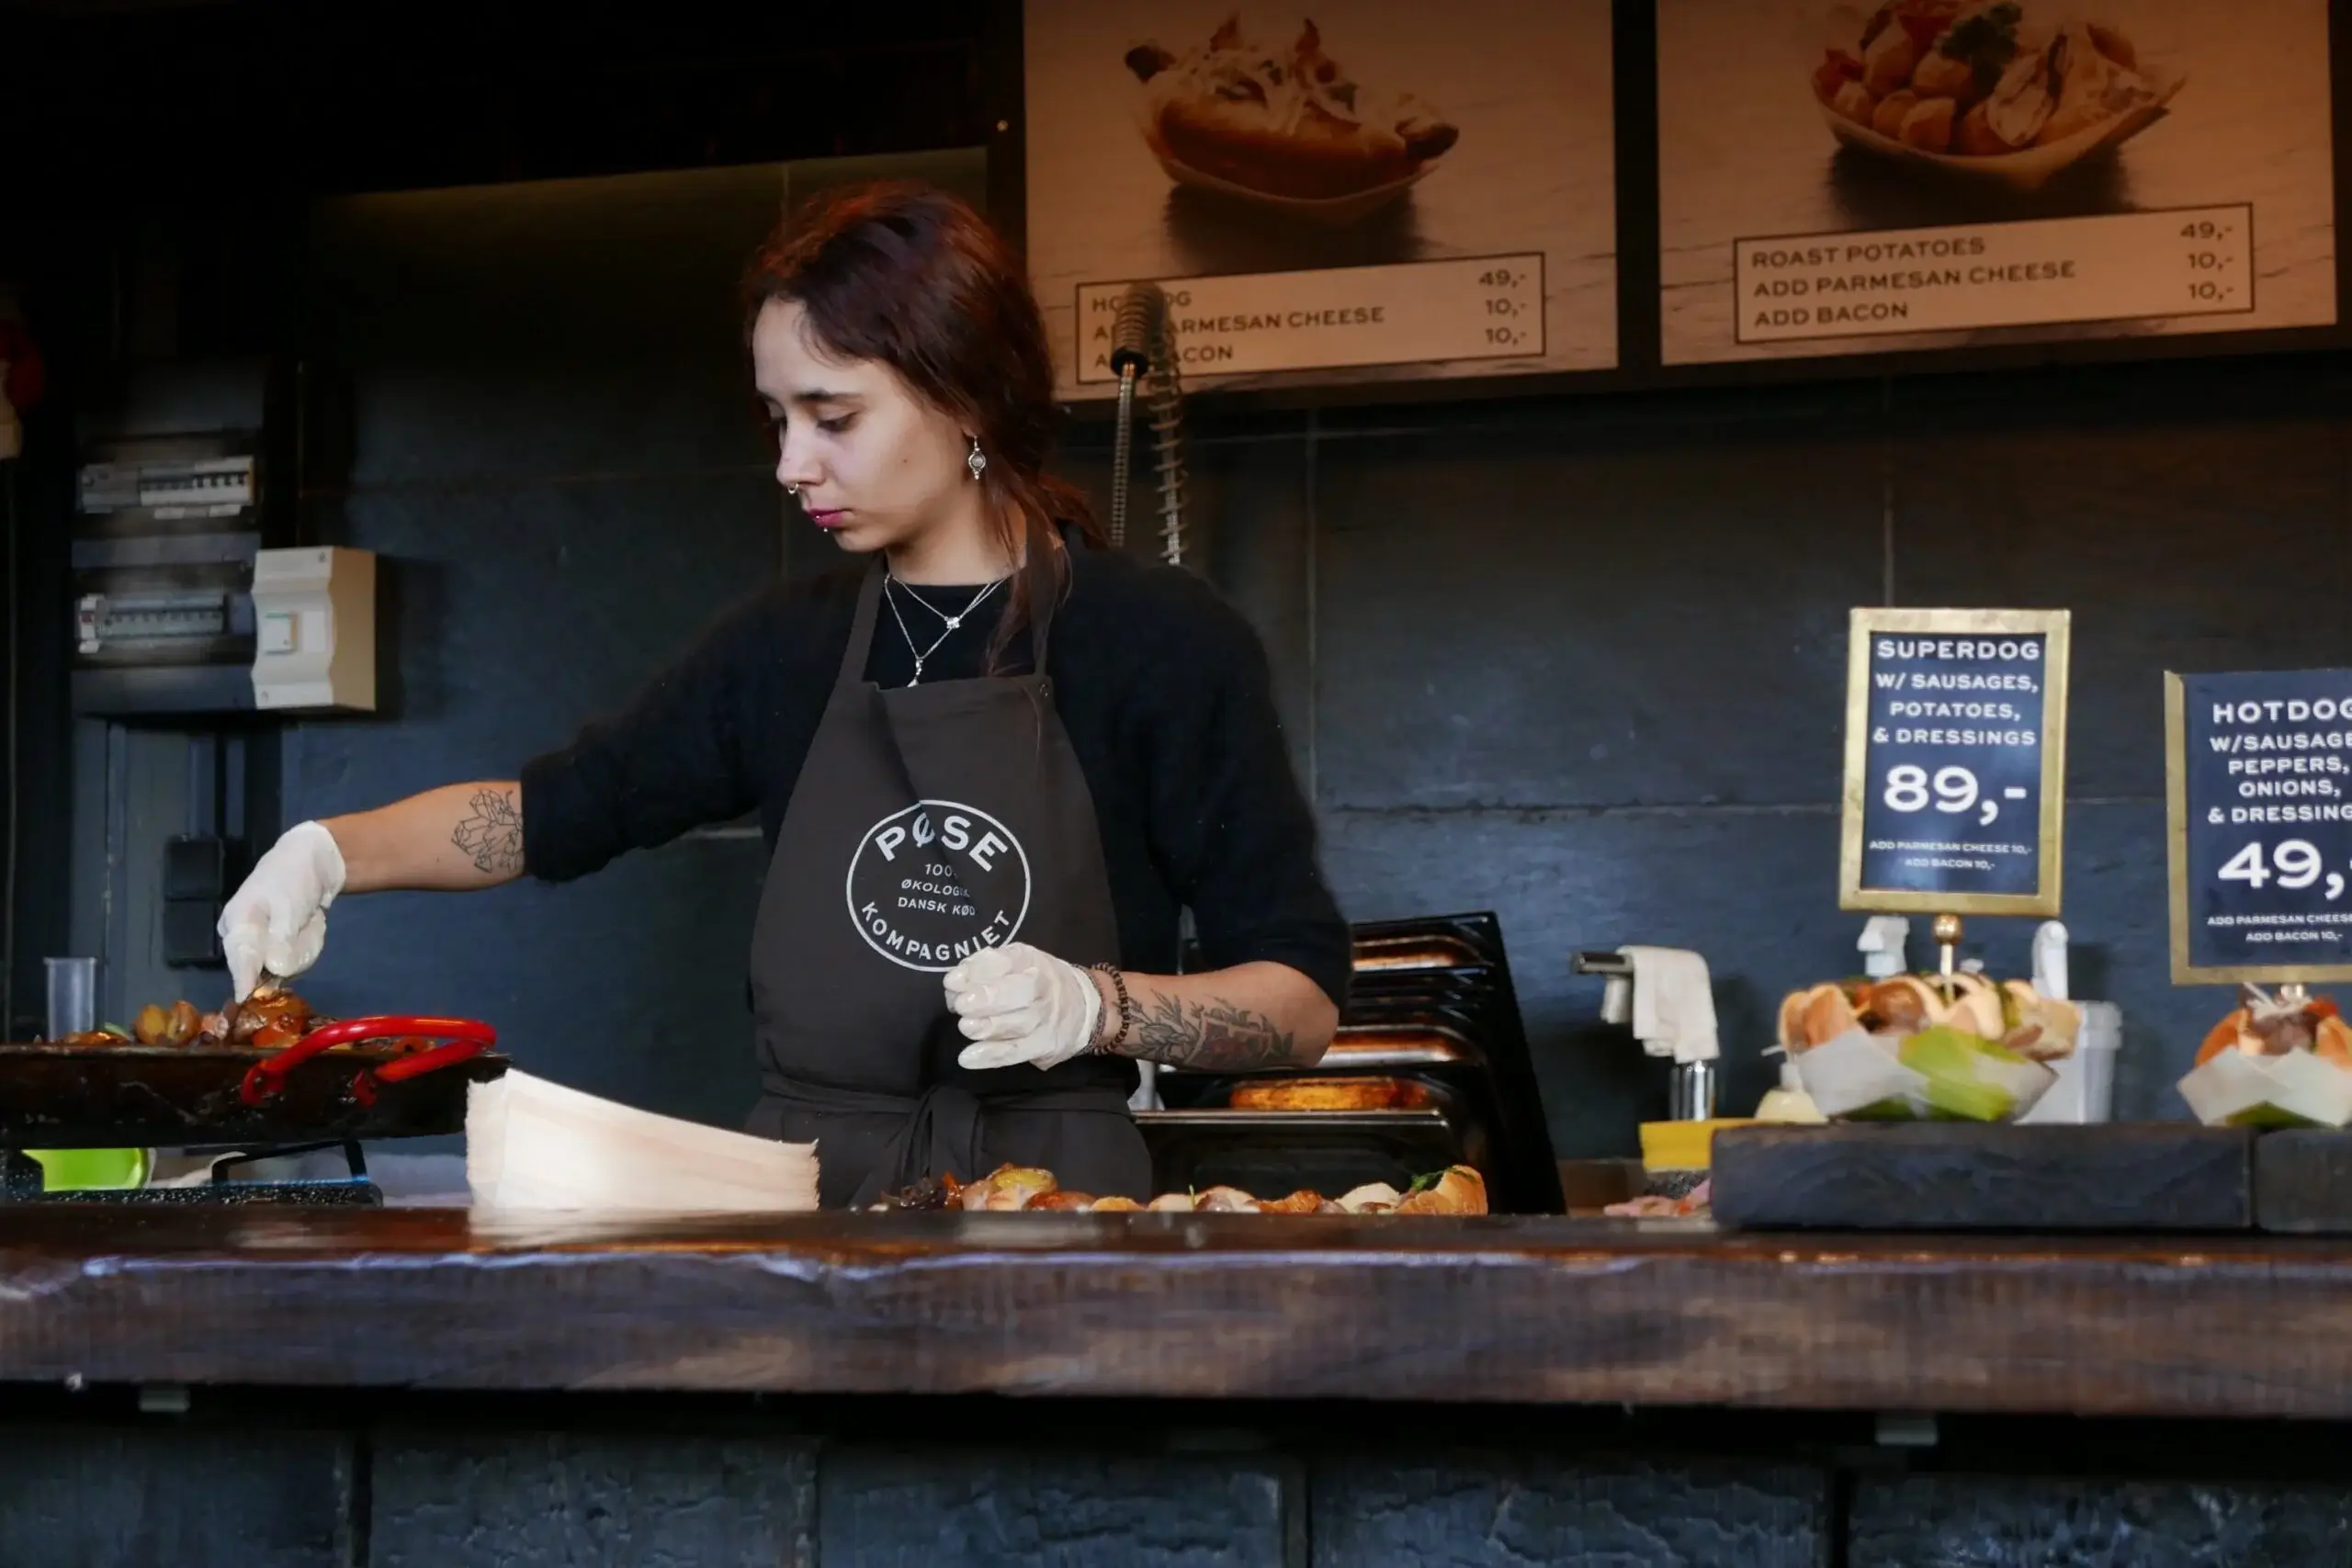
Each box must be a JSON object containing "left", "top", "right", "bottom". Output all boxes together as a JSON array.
[
  {"left": 1657, "top": 0, "right": 2336, "bottom": 366},
  {"left": 1022, "top": 0, "right": 1619, "bottom": 400},
  {"left": 1120, "top": 13, "right": 1463, "bottom": 211}
]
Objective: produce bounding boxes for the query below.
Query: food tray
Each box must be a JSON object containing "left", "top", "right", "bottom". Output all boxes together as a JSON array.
[
  {"left": 0, "top": 1043, "right": 509, "bottom": 1148},
  {"left": 1317, "top": 1023, "right": 1484, "bottom": 1069},
  {"left": 1350, "top": 913, "right": 1503, "bottom": 968},
  {"left": 1189, "top": 1075, "right": 1476, "bottom": 1139},
  {"left": 1351, "top": 939, "right": 1488, "bottom": 973},
  {"left": 1135, "top": 1109, "right": 1468, "bottom": 1201},
  {"left": 1170, "top": 911, "right": 1563, "bottom": 1213}
]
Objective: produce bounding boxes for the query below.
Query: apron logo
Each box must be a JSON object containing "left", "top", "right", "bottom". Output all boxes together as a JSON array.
[{"left": 844, "top": 799, "right": 1033, "bottom": 973}]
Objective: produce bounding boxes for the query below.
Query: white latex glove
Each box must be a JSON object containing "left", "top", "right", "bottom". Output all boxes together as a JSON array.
[
  {"left": 217, "top": 821, "right": 348, "bottom": 1000},
  {"left": 946, "top": 942, "right": 1103, "bottom": 1072}
]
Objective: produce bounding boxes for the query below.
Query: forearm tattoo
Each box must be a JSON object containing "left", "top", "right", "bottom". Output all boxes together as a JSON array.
[
  {"left": 1127, "top": 992, "right": 1310, "bottom": 1071},
  {"left": 451, "top": 787, "right": 525, "bottom": 876}
]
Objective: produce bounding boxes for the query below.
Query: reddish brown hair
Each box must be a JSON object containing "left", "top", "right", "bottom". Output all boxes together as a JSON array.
[{"left": 742, "top": 180, "right": 1102, "bottom": 668}]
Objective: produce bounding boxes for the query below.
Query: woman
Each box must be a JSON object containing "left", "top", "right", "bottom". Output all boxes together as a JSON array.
[{"left": 216, "top": 181, "right": 1350, "bottom": 1209}]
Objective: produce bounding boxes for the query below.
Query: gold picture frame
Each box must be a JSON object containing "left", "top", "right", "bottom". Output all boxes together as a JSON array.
[
  {"left": 2164, "top": 671, "right": 2352, "bottom": 986},
  {"left": 1838, "top": 607, "right": 2071, "bottom": 918}
]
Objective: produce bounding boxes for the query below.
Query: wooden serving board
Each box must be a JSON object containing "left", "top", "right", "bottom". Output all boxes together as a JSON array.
[
  {"left": 1711, "top": 1123, "right": 2255, "bottom": 1232},
  {"left": 2252, "top": 1129, "right": 2352, "bottom": 1233}
]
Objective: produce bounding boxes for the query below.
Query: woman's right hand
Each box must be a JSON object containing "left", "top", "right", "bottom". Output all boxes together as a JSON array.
[{"left": 217, "top": 821, "right": 349, "bottom": 1001}]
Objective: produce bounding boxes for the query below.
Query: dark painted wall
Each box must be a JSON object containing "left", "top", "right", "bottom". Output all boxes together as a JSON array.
[
  {"left": 1053, "top": 355, "right": 2352, "bottom": 1156},
  {"left": 277, "top": 154, "right": 2352, "bottom": 1158},
  {"left": 0, "top": 0, "right": 1012, "bottom": 1054},
  {"left": 16, "top": 164, "right": 2342, "bottom": 1168},
  {"left": 283, "top": 164, "right": 790, "bottom": 1129},
  {"left": 284, "top": 153, "right": 989, "bottom": 1133},
  {"left": 19, "top": 6, "right": 2352, "bottom": 1160},
  {"left": 17, "top": 0, "right": 2352, "bottom": 1168}
]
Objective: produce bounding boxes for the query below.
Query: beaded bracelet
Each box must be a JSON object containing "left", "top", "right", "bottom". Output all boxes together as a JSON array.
[{"left": 1087, "top": 964, "right": 1136, "bottom": 1056}]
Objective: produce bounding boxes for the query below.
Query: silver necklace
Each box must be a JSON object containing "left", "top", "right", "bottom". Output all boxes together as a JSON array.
[{"left": 884, "top": 572, "right": 1005, "bottom": 685}]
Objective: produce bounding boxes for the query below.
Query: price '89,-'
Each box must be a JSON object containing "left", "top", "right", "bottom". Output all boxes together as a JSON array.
[{"left": 1884, "top": 764, "right": 2007, "bottom": 827}]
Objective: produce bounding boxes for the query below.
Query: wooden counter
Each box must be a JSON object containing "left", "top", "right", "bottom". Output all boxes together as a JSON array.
[{"left": 5, "top": 1206, "right": 2349, "bottom": 1419}]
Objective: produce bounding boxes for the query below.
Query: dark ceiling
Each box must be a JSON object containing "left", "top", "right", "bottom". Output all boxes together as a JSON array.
[{"left": 4, "top": 0, "right": 1010, "bottom": 207}]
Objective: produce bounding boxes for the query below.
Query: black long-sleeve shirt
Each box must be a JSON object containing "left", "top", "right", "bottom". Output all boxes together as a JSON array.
[{"left": 518, "top": 544, "right": 1353, "bottom": 1010}]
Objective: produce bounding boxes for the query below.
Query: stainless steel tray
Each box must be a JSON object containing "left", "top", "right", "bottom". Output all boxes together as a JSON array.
[{"left": 1158, "top": 1024, "right": 1483, "bottom": 1075}]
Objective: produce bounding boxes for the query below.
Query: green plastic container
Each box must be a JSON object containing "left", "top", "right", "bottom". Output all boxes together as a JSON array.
[{"left": 25, "top": 1147, "right": 152, "bottom": 1191}]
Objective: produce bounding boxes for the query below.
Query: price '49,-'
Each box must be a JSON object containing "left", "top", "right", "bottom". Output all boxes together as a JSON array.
[{"left": 2219, "top": 839, "right": 2349, "bottom": 901}]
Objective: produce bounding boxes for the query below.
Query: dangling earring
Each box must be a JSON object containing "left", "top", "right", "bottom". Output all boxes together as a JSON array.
[{"left": 966, "top": 435, "right": 988, "bottom": 482}]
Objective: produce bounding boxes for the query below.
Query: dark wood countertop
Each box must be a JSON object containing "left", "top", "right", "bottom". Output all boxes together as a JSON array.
[{"left": 3, "top": 1206, "right": 2347, "bottom": 1417}]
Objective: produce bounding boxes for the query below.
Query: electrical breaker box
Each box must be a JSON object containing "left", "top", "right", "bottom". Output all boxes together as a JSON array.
[{"left": 249, "top": 546, "right": 376, "bottom": 713}]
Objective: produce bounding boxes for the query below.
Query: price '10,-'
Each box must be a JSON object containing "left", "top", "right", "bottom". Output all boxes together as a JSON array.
[
  {"left": 2218, "top": 839, "right": 2350, "bottom": 901},
  {"left": 1883, "top": 764, "right": 2028, "bottom": 828}
]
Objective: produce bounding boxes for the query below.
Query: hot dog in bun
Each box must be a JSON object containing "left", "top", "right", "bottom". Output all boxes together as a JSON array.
[
  {"left": 1124, "top": 14, "right": 1459, "bottom": 202},
  {"left": 2197, "top": 984, "right": 2352, "bottom": 1068},
  {"left": 1778, "top": 971, "right": 2080, "bottom": 1062}
]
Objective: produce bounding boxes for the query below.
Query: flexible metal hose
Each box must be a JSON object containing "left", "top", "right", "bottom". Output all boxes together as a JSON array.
[
  {"left": 1109, "top": 370, "right": 1139, "bottom": 548},
  {"left": 1142, "top": 344, "right": 1187, "bottom": 569},
  {"left": 1106, "top": 285, "right": 1188, "bottom": 568}
]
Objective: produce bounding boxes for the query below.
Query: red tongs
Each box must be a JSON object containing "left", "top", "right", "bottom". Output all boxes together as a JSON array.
[{"left": 238, "top": 1015, "right": 499, "bottom": 1108}]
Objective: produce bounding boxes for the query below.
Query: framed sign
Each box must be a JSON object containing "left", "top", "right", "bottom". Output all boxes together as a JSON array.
[
  {"left": 1839, "top": 608, "right": 2071, "bottom": 917},
  {"left": 1656, "top": 0, "right": 2336, "bottom": 367},
  {"left": 1021, "top": 0, "right": 1619, "bottom": 400},
  {"left": 2165, "top": 669, "right": 2352, "bottom": 985}
]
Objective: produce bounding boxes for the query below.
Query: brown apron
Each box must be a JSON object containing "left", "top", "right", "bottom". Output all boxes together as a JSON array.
[{"left": 741, "top": 560, "right": 1148, "bottom": 1209}]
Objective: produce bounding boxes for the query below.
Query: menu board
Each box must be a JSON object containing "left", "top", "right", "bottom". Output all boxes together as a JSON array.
[
  {"left": 2166, "top": 670, "right": 2352, "bottom": 984},
  {"left": 1023, "top": 1, "right": 1618, "bottom": 399},
  {"left": 1840, "top": 608, "right": 2071, "bottom": 917},
  {"left": 1657, "top": 0, "right": 2336, "bottom": 367}
]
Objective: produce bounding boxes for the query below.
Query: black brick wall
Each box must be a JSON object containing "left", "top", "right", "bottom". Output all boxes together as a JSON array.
[
  {"left": 10, "top": 1404, "right": 2352, "bottom": 1568},
  {"left": 0, "top": 1424, "right": 354, "bottom": 1567},
  {"left": 1306, "top": 1453, "right": 1828, "bottom": 1568},
  {"left": 368, "top": 1429, "right": 818, "bottom": 1568},
  {"left": 819, "top": 1450, "right": 1293, "bottom": 1567},
  {"left": 1849, "top": 1474, "right": 2352, "bottom": 1568}
]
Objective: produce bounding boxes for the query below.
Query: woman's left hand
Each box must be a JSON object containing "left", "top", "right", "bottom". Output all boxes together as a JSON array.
[{"left": 944, "top": 943, "right": 1104, "bottom": 1071}]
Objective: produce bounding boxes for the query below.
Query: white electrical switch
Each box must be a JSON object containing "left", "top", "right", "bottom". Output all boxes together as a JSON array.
[{"left": 260, "top": 613, "right": 297, "bottom": 655}]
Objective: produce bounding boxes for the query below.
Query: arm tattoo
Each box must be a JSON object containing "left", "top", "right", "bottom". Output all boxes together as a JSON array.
[
  {"left": 1127, "top": 993, "right": 1309, "bottom": 1071},
  {"left": 451, "top": 787, "right": 525, "bottom": 876}
]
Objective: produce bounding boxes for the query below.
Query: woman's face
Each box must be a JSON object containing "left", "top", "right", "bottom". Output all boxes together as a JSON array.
[{"left": 753, "top": 298, "right": 972, "bottom": 558}]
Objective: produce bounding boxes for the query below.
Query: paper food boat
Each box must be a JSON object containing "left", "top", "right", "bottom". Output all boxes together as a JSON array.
[
  {"left": 467, "top": 1069, "right": 819, "bottom": 1213},
  {"left": 1792, "top": 1030, "right": 1927, "bottom": 1118},
  {"left": 1793, "top": 1026, "right": 2058, "bottom": 1122},
  {"left": 2177, "top": 1049, "right": 2352, "bottom": 1130}
]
